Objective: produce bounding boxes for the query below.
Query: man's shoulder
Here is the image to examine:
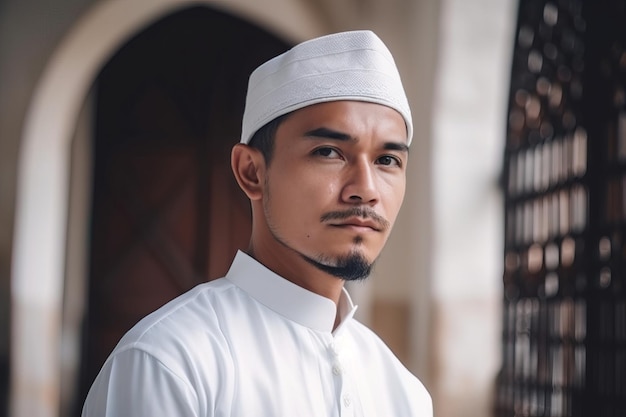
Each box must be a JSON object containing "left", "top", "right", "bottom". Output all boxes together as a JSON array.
[
  {"left": 114, "top": 277, "right": 237, "bottom": 353},
  {"left": 344, "top": 319, "right": 432, "bottom": 414},
  {"left": 85, "top": 278, "right": 241, "bottom": 410}
]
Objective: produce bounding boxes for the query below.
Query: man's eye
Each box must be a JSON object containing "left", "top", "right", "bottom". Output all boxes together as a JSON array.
[
  {"left": 377, "top": 155, "right": 401, "bottom": 167},
  {"left": 313, "top": 147, "right": 341, "bottom": 158}
]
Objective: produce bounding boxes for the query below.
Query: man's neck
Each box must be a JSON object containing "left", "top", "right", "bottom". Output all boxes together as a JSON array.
[{"left": 245, "top": 243, "right": 346, "bottom": 307}]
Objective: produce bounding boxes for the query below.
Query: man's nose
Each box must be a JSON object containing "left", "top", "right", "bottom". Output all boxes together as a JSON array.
[{"left": 341, "top": 159, "right": 379, "bottom": 205}]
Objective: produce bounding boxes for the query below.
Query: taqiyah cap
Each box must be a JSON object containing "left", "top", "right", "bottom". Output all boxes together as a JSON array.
[{"left": 241, "top": 30, "right": 413, "bottom": 145}]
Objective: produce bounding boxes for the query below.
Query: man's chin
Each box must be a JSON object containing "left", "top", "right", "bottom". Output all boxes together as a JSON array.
[{"left": 302, "top": 251, "right": 374, "bottom": 281}]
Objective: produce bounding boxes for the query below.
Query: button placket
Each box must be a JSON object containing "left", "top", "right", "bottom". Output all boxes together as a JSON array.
[{"left": 328, "top": 337, "right": 356, "bottom": 416}]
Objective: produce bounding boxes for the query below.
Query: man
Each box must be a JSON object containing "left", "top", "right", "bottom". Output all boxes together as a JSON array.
[{"left": 82, "top": 30, "right": 432, "bottom": 416}]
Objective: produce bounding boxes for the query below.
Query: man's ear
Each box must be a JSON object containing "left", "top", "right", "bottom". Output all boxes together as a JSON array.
[{"left": 231, "top": 143, "right": 266, "bottom": 201}]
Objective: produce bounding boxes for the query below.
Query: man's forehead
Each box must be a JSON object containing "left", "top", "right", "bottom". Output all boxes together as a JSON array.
[
  {"left": 276, "top": 101, "right": 409, "bottom": 149},
  {"left": 288, "top": 101, "right": 408, "bottom": 138}
]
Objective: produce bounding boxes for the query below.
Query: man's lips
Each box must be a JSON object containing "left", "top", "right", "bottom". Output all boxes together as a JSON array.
[
  {"left": 329, "top": 217, "right": 382, "bottom": 231},
  {"left": 321, "top": 207, "right": 390, "bottom": 232}
]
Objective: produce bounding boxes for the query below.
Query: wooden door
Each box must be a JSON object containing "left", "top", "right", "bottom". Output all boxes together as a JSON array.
[{"left": 76, "top": 6, "right": 289, "bottom": 414}]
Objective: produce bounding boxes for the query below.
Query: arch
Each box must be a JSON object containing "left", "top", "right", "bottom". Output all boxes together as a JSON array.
[{"left": 10, "top": 1, "right": 327, "bottom": 416}]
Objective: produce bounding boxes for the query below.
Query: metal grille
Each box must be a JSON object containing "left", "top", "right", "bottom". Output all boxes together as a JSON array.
[{"left": 497, "top": 0, "right": 626, "bottom": 416}]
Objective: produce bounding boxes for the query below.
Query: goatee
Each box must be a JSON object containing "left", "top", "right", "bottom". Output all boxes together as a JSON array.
[{"left": 303, "top": 251, "right": 373, "bottom": 281}]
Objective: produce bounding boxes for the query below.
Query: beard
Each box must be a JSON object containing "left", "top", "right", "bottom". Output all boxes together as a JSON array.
[
  {"left": 262, "top": 181, "right": 376, "bottom": 281},
  {"left": 301, "top": 250, "right": 373, "bottom": 281},
  {"left": 264, "top": 206, "right": 375, "bottom": 281}
]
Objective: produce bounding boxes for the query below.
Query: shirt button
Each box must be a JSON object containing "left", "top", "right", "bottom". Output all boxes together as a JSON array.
[
  {"left": 332, "top": 364, "right": 342, "bottom": 376},
  {"left": 343, "top": 396, "right": 352, "bottom": 407}
]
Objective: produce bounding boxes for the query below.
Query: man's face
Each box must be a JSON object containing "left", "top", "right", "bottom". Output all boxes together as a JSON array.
[{"left": 260, "top": 100, "right": 408, "bottom": 280}]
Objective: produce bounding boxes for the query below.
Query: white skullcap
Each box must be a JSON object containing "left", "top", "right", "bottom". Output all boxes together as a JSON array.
[{"left": 241, "top": 30, "right": 413, "bottom": 145}]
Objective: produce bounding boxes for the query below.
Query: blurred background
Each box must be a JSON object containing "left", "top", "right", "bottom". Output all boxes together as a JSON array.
[{"left": 3, "top": 0, "right": 622, "bottom": 416}]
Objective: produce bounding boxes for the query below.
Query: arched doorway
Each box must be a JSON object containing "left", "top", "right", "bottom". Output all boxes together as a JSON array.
[{"left": 74, "top": 6, "right": 289, "bottom": 415}]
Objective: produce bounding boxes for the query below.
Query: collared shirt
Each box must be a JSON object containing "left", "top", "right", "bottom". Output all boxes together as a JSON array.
[{"left": 82, "top": 251, "right": 432, "bottom": 417}]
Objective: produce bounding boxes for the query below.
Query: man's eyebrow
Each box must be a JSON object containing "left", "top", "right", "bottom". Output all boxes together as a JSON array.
[
  {"left": 384, "top": 142, "right": 410, "bottom": 154},
  {"left": 303, "top": 127, "right": 354, "bottom": 141}
]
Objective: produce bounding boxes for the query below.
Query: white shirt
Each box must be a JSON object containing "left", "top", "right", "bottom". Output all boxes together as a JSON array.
[{"left": 82, "top": 251, "right": 432, "bottom": 416}]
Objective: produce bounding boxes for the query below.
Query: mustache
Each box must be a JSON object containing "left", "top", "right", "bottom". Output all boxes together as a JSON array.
[{"left": 320, "top": 207, "right": 390, "bottom": 231}]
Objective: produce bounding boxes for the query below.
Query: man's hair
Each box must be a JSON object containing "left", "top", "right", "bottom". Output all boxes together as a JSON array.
[{"left": 247, "top": 114, "right": 288, "bottom": 164}]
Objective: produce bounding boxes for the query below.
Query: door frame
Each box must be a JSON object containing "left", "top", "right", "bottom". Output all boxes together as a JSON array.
[{"left": 10, "top": 1, "right": 326, "bottom": 416}]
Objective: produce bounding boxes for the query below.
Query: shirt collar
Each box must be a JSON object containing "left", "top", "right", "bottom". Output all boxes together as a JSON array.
[{"left": 225, "top": 250, "right": 358, "bottom": 334}]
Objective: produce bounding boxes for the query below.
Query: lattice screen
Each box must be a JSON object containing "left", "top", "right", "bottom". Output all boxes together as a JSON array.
[{"left": 497, "top": 1, "right": 626, "bottom": 416}]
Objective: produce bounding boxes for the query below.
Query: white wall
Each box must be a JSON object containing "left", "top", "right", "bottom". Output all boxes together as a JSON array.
[{"left": 430, "top": 0, "right": 517, "bottom": 416}]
